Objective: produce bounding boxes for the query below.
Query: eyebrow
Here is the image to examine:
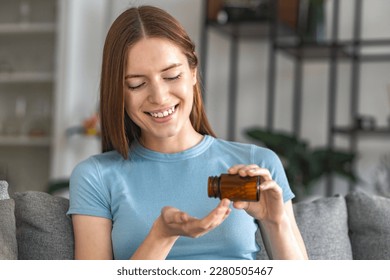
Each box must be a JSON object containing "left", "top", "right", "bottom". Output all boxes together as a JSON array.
[{"left": 125, "top": 63, "right": 182, "bottom": 79}]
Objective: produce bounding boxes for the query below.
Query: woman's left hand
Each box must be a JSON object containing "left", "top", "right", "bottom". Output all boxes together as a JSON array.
[{"left": 228, "top": 164, "right": 286, "bottom": 224}]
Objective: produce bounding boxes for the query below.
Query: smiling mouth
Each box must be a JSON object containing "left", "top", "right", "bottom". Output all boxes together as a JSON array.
[{"left": 147, "top": 105, "right": 177, "bottom": 118}]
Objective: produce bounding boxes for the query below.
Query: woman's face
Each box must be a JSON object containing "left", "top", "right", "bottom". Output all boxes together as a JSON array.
[{"left": 124, "top": 37, "right": 197, "bottom": 148}]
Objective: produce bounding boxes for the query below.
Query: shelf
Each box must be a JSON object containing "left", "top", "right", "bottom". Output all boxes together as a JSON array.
[
  {"left": 0, "top": 22, "right": 56, "bottom": 34},
  {"left": 0, "top": 0, "right": 58, "bottom": 193},
  {"left": 275, "top": 38, "right": 390, "bottom": 61},
  {"left": 332, "top": 126, "right": 390, "bottom": 136},
  {"left": 207, "top": 20, "right": 269, "bottom": 39},
  {"left": 0, "top": 72, "right": 54, "bottom": 83},
  {"left": 0, "top": 135, "right": 51, "bottom": 147},
  {"left": 276, "top": 41, "right": 351, "bottom": 60}
]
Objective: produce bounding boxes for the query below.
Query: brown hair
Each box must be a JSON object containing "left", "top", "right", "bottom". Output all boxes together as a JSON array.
[{"left": 100, "top": 6, "right": 215, "bottom": 159}]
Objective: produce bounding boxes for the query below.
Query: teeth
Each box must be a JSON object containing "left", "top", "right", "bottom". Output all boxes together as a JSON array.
[{"left": 149, "top": 106, "right": 175, "bottom": 118}]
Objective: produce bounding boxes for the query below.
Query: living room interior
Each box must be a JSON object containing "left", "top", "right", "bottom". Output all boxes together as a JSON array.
[
  {"left": 1, "top": 0, "right": 390, "bottom": 262},
  {"left": 0, "top": 0, "right": 389, "bottom": 202}
]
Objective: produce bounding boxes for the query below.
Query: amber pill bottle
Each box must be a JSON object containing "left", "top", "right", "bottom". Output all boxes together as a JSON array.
[{"left": 208, "top": 174, "right": 263, "bottom": 201}]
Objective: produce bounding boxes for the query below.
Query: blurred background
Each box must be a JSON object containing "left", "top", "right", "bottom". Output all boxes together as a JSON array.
[{"left": 0, "top": 0, "right": 389, "bottom": 201}]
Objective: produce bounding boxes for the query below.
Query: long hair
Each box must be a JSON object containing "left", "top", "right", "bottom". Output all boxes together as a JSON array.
[{"left": 100, "top": 6, "right": 215, "bottom": 159}]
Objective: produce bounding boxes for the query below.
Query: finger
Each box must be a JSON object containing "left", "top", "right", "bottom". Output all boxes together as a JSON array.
[
  {"left": 161, "top": 206, "right": 189, "bottom": 224},
  {"left": 229, "top": 165, "right": 273, "bottom": 180},
  {"left": 214, "top": 199, "right": 231, "bottom": 217},
  {"left": 247, "top": 167, "right": 272, "bottom": 181},
  {"left": 223, "top": 208, "right": 232, "bottom": 219},
  {"left": 220, "top": 198, "right": 231, "bottom": 207},
  {"left": 229, "top": 164, "right": 260, "bottom": 177},
  {"left": 260, "top": 180, "right": 283, "bottom": 198},
  {"left": 260, "top": 180, "right": 280, "bottom": 190},
  {"left": 177, "top": 212, "right": 189, "bottom": 223},
  {"left": 199, "top": 199, "right": 231, "bottom": 229},
  {"left": 161, "top": 206, "right": 175, "bottom": 223},
  {"left": 228, "top": 164, "right": 246, "bottom": 174},
  {"left": 238, "top": 164, "right": 264, "bottom": 177}
]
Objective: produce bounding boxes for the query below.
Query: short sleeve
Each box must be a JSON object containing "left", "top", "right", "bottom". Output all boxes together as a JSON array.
[
  {"left": 67, "top": 157, "right": 112, "bottom": 219},
  {"left": 251, "top": 145, "right": 295, "bottom": 202}
]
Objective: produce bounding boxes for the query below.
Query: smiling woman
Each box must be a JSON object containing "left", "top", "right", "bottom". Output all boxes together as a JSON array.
[
  {"left": 99, "top": 6, "right": 215, "bottom": 158},
  {"left": 123, "top": 37, "right": 200, "bottom": 152},
  {"left": 66, "top": 5, "right": 308, "bottom": 261}
]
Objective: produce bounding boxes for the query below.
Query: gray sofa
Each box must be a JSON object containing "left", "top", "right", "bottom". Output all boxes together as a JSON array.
[{"left": 1, "top": 180, "right": 390, "bottom": 260}]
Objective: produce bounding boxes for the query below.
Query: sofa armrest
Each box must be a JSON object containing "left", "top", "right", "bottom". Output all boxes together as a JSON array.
[{"left": 0, "top": 181, "right": 18, "bottom": 260}]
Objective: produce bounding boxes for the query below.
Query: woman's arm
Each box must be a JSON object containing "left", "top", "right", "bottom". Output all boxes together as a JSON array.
[
  {"left": 131, "top": 199, "right": 231, "bottom": 260},
  {"left": 258, "top": 200, "right": 308, "bottom": 259},
  {"left": 229, "top": 164, "right": 308, "bottom": 260},
  {"left": 72, "top": 215, "right": 113, "bottom": 259},
  {"left": 72, "top": 199, "right": 231, "bottom": 260}
]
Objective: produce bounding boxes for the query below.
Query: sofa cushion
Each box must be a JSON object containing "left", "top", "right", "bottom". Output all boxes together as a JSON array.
[
  {"left": 294, "top": 195, "right": 353, "bottom": 259},
  {"left": 257, "top": 195, "right": 353, "bottom": 259},
  {"left": 346, "top": 190, "right": 390, "bottom": 259},
  {"left": 13, "top": 191, "right": 74, "bottom": 259}
]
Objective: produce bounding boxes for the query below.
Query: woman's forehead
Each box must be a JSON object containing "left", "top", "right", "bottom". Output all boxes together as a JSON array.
[{"left": 125, "top": 38, "right": 188, "bottom": 73}]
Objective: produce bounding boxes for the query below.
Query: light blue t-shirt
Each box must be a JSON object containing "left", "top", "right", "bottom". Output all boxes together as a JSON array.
[{"left": 67, "top": 135, "right": 294, "bottom": 260}]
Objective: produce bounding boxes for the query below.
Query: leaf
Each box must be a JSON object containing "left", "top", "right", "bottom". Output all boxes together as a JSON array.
[{"left": 245, "top": 127, "right": 307, "bottom": 157}]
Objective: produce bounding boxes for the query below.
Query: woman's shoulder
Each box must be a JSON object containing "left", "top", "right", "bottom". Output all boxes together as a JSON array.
[
  {"left": 72, "top": 150, "right": 124, "bottom": 174},
  {"left": 211, "top": 137, "right": 281, "bottom": 165},
  {"left": 212, "top": 137, "right": 274, "bottom": 155}
]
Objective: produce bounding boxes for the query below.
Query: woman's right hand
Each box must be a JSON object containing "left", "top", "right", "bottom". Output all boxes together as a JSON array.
[
  {"left": 155, "top": 199, "right": 231, "bottom": 239},
  {"left": 131, "top": 199, "right": 231, "bottom": 259}
]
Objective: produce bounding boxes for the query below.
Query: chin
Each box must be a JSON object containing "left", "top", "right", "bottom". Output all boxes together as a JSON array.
[{"left": 147, "top": 127, "right": 181, "bottom": 140}]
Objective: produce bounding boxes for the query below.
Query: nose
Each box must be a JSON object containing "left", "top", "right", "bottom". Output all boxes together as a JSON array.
[{"left": 148, "top": 81, "right": 170, "bottom": 105}]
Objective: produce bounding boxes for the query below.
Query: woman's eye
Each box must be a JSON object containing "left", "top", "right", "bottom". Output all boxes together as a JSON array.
[
  {"left": 165, "top": 73, "right": 182, "bottom": 81},
  {"left": 128, "top": 83, "right": 145, "bottom": 90}
]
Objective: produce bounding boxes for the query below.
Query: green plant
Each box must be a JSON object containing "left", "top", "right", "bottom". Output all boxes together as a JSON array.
[
  {"left": 47, "top": 179, "right": 69, "bottom": 195},
  {"left": 245, "top": 127, "right": 358, "bottom": 198}
]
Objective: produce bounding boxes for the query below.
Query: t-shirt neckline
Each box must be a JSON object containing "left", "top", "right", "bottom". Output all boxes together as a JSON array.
[{"left": 131, "top": 135, "right": 214, "bottom": 162}]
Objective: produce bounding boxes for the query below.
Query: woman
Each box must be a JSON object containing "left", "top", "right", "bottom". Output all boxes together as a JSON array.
[{"left": 67, "top": 5, "right": 308, "bottom": 260}]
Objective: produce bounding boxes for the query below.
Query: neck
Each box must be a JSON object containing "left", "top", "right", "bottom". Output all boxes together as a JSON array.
[{"left": 140, "top": 128, "right": 204, "bottom": 154}]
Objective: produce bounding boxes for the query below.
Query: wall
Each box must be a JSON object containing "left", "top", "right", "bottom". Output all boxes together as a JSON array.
[{"left": 51, "top": 0, "right": 109, "bottom": 179}]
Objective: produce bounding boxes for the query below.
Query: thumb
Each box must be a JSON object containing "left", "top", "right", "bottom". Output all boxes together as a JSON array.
[{"left": 232, "top": 201, "right": 249, "bottom": 211}]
